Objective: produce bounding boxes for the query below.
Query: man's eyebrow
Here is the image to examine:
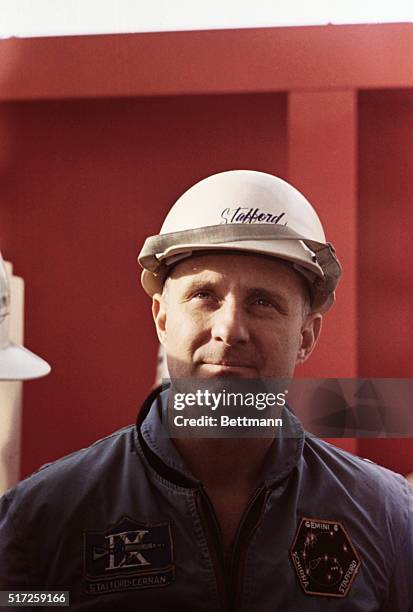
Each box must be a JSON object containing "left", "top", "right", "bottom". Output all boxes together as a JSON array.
[
  {"left": 180, "top": 278, "right": 219, "bottom": 293},
  {"left": 177, "top": 275, "right": 291, "bottom": 305},
  {"left": 182, "top": 280, "right": 288, "bottom": 303}
]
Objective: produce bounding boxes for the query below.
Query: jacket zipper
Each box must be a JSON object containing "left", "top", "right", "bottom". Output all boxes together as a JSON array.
[
  {"left": 229, "top": 485, "right": 270, "bottom": 611},
  {"left": 196, "top": 484, "right": 270, "bottom": 612},
  {"left": 196, "top": 486, "right": 230, "bottom": 612}
]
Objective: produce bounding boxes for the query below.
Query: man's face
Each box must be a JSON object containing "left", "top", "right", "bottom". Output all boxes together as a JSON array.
[{"left": 152, "top": 252, "right": 322, "bottom": 380}]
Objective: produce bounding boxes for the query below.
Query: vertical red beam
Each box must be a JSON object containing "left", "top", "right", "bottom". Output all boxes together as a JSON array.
[
  {"left": 287, "top": 90, "right": 357, "bottom": 377},
  {"left": 287, "top": 90, "right": 358, "bottom": 454}
]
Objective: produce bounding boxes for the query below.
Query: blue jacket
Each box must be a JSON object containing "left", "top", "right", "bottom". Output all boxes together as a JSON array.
[{"left": 0, "top": 386, "right": 412, "bottom": 611}]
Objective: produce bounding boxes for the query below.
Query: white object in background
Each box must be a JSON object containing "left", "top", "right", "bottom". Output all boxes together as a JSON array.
[
  {"left": 0, "top": 259, "right": 50, "bottom": 494},
  {"left": 0, "top": 261, "right": 23, "bottom": 494},
  {"left": 0, "top": 255, "right": 51, "bottom": 380}
]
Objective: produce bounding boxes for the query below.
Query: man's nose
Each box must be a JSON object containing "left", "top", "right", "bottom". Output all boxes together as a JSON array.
[{"left": 211, "top": 298, "right": 250, "bottom": 346}]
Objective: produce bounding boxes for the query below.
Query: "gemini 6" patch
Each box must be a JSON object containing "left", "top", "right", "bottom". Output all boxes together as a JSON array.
[
  {"left": 290, "top": 517, "right": 360, "bottom": 598},
  {"left": 83, "top": 516, "right": 174, "bottom": 595}
]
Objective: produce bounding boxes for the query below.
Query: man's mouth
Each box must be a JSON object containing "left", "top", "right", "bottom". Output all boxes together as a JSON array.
[
  {"left": 200, "top": 361, "right": 257, "bottom": 376},
  {"left": 202, "top": 359, "right": 254, "bottom": 368}
]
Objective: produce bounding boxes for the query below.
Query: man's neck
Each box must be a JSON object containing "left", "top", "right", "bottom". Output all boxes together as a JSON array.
[
  {"left": 173, "top": 437, "right": 274, "bottom": 492},
  {"left": 173, "top": 437, "right": 274, "bottom": 551}
]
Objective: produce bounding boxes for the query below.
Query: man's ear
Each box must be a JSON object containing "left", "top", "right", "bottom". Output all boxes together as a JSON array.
[
  {"left": 152, "top": 293, "right": 167, "bottom": 345},
  {"left": 297, "top": 312, "right": 323, "bottom": 363}
]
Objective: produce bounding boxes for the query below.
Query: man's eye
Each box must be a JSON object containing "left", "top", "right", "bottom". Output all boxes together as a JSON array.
[
  {"left": 193, "top": 291, "right": 213, "bottom": 300},
  {"left": 254, "top": 297, "right": 275, "bottom": 308}
]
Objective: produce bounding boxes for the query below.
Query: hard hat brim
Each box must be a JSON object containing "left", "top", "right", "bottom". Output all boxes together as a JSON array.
[
  {"left": 140, "top": 239, "right": 323, "bottom": 297},
  {"left": 0, "top": 343, "right": 51, "bottom": 381}
]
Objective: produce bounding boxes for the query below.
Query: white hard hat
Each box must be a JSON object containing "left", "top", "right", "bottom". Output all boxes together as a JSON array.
[
  {"left": 138, "top": 170, "right": 341, "bottom": 312},
  {"left": 0, "top": 253, "right": 51, "bottom": 380}
]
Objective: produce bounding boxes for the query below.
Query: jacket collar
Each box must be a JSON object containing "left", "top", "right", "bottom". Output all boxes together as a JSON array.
[{"left": 136, "top": 385, "right": 305, "bottom": 489}]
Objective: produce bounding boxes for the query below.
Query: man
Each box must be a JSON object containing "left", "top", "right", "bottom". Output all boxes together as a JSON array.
[{"left": 0, "top": 170, "right": 412, "bottom": 611}]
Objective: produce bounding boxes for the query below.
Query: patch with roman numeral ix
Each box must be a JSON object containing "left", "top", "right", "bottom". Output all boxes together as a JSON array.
[
  {"left": 290, "top": 517, "right": 361, "bottom": 598},
  {"left": 83, "top": 516, "right": 174, "bottom": 595}
]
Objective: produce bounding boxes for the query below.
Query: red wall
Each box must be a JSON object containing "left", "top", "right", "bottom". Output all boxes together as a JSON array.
[
  {"left": 358, "top": 89, "right": 413, "bottom": 378},
  {"left": 357, "top": 89, "right": 413, "bottom": 473}
]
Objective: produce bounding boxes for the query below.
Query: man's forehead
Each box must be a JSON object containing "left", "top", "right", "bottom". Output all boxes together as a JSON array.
[{"left": 165, "top": 251, "right": 306, "bottom": 292}]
